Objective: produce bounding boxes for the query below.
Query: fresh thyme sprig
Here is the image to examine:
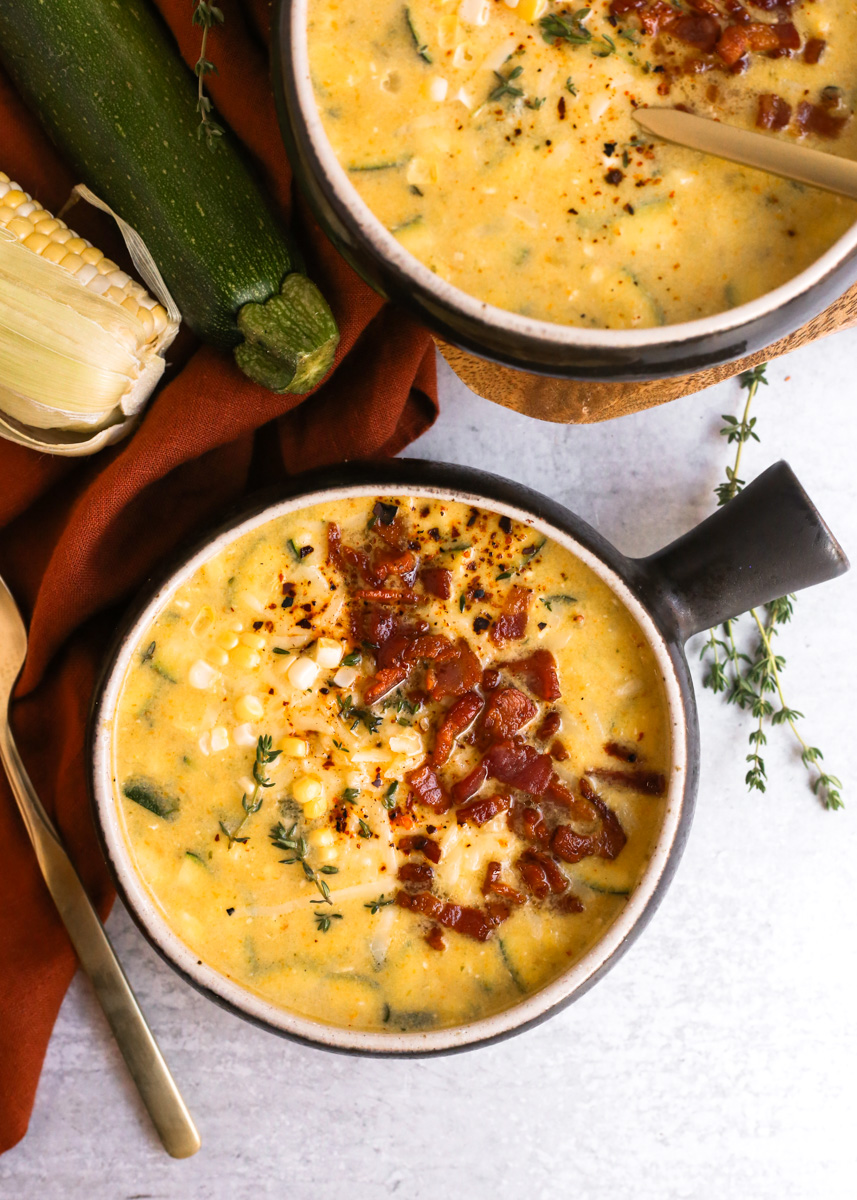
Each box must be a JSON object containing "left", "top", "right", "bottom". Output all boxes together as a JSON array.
[
  {"left": 700, "top": 365, "right": 843, "bottom": 809},
  {"left": 269, "top": 820, "right": 339, "bottom": 902},
  {"left": 488, "top": 65, "right": 524, "bottom": 105},
  {"left": 540, "top": 9, "right": 593, "bottom": 46},
  {"left": 364, "top": 895, "right": 395, "bottom": 914},
  {"left": 314, "top": 911, "right": 343, "bottom": 933},
  {"left": 219, "top": 735, "right": 281, "bottom": 848},
  {"left": 192, "top": 1, "right": 225, "bottom": 150}
]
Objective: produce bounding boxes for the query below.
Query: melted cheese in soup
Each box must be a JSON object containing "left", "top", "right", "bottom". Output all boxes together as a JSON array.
[
  {"left": 307, "top": 0, "right": 857, "bottom": 328},
  {"left": 113, "top": 497, "right": 672, "bottom": 1033}
]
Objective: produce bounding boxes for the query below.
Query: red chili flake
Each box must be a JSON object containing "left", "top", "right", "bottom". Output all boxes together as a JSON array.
[
  {"left": 394, "top": 891, "right": 499, "bottom": 942},
  {"left": 397, "top": 834, "right": 442, "bottom": 863},
  {"left": 481, "top": 687, "right": 537, "bottom": 742},
  {"left": 537, "top": 711, "right": 562, "bottom": 741},
  {"left": 516, "top": 850, "right": 568, "bottom": 900},
  {"left": 588, "top": 767, "right": 667, "bottom": 795},
  {"left": 398, "top": 861, "right": 435, "bottom": 887},
  {"left": 426, "top": 639, "right": 482, "bottom": 701},
  {"left": 456, "top": 792, "right": 510, "bottom": 827},
  {"left": 425, "top": 925, "right": 446, "bottom": 951},
  {"left": 327, "top": 522, "right": 342, "bottom": 567},
  {"left": 433, "top": 691, "right": 484, "bottom": 766},
  {"left": 803, "top": 36, "right": 825, "bottom": 64},
  {"left": 490, "top": 586, "right": 532, "bottom": 644},
  {"left": 406, "top": 761, "right": 451, "bottom": 813},
  {"left": 353, "top": 588, "right": 420, "bottom": 605},
  {"left": 794, "top": 100, "right": 849, "bottom": 138},
  {"left": 670, "top": 14, "right": 721, "bottom": 51},
  {"left": 363, "top": 665, "right": 409, "bottom": 705},
  {"left": 498, "top": 649, "right": 561, "bottom": 701},
  {"left": 420, "top": 566, "right": 453, "bottom": 599}
]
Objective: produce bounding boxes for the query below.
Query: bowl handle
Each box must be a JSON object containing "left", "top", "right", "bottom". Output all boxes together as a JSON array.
[{"left": 635, "top": 460, "right": 849, "bottom": 641}]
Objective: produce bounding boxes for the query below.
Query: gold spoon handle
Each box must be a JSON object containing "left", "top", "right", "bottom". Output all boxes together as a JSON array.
[
  {"left": 0, "top": 722, "right": 201, "bottom": 1159},
  {"left": 633, "top": 108, "right": 857, "bottom": 202}
]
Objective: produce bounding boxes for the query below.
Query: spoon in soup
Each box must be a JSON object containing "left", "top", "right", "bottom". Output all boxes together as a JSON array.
[
  {"left": 634, "top": 108, "right": 857, "bottom": 202},
  {"left": 0, "top": 574, "right": 200, "bottom": 1158}
]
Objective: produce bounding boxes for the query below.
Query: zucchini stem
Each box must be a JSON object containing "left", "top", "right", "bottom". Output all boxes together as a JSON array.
[{"left": 235, "top": 274, "right": 339, "bottom": 394}]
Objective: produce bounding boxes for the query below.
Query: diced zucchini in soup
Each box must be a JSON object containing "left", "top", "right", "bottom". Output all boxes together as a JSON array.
[{"left": 113, "top": 496, "right": 671, "bottom": 1032}]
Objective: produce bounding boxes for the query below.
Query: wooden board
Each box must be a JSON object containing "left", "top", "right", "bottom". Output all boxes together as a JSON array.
[{"left": 437, "top": 282, "right": 857, "bottom": 424}]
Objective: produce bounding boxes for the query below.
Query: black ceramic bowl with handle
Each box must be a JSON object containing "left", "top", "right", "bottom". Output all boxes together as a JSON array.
[
  {"left": 271, "top": 0, "right": 857, "bottom": 382},
  {"left": 88, "top": 459, "right": 847, "bottom": 1054}
]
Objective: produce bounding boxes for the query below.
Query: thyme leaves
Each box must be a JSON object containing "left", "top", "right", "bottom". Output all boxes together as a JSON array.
[
  {"left": 269, "top": 821, "right": 339, "bottom": 902},
  {"left": 220, "top": 735, "right": 281, "bottom": 848},
  {"left": 191, "top": 2, "right": 225, "bottom": 150}
]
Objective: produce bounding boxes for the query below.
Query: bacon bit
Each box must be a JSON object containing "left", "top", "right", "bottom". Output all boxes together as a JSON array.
[
  {"left": 363, "top": 665, "right": 409, "bottom": 705},
  {"left": 756, "top": 92, "right": 792, "bottom": 130},
  {"left": 717, "top": 20, "right": 799, "bottom": 63},
  {"left": 549, "top": 825, "right": 593, "bottom": 865},
  {"left": 537, "top": 711, "right": 561, "bottom": 740},
  {"left": 550, "top": 740, "right": 569, "bottom": 762},
  {"left": 327, "top": 522, "right": 342, "bottom": 567},
  {"left": 516, "top": 850, "right": 568, "bottom": 900},
  {"left": 398, "top": 834, "right": 442, "bottom": 863},
  {"left": 341, "top": 544, "right": 374, "bottom": 580},
  {"left": 481, "top": 687, "right": 537, "bottom": 742},
  {"left": 374, "top": 514, "right": 408, "bottom": 551},
  {"left": 604, "top": 741, "right": 640, "bottom": 764},
  {"left": 482, "top": 667, "right": 501, "bottom": 691},
  {"left": 803, "top": 36, "right": 825, "bottom": 64},
  {"left": 795, "top": 100, "right": 849, "bottom": 138},
  {"left": 485, "top": 901, "right": 511, "bottom": 926},
  {"left": 670, "top": 14, "right": 721, "bottom": 51},
  {"left": 398, "top": 861, "right": 434, "bottom": 888},
  {"left": 507, "top": 801, "right": 551, "bottom": 849},
  {"left": 425, "top": 925, "right": 446, "bottom": 951},
  {"left": 353, "top": 588, "right": 420, "bottom": 605},
  {"left": 589, "top": 767, "right": 667, "bottom": 796},
  {"left": 394, "top": 890, "right": 499, "bottom": 942},
  {"left": 482, "top": 860, "right": 527, "bottom": 905},
  {"left": 552, "top": 780, "right": 627, "bottom": 863},
  {"left": 406, "top": 761, "right": 451, "bottom": 813},
  {"left": 687, "top": 0, "right": 720, "bottom": 14},
  {"left": 457, "top": 792, "right": 510, "bottom": 827},
  {"left": 556, "top": 892, "right": 584, "bottom": 914},
  {"left": 715, "top": 23, "right": 747, "bottom": 63},
  {"left": 420, "top": 566, "right": 453, "bottom": 599},
  {"left": 498, "top": 649, "right": 561, "bottom": 701},
  {"left": 426, "top": 639, "right": 482, "bottom": 700},
  {"left": 490, "top": 586, "right": 532, "bottom": 644},
  {"left": 485, "top": 739, "right": 553, "bottom": 796},
  {"left": 377, "top": 632, "right": 456, "bottom": 671},
  {"left": 433, "top": 691, "right": 484, "bottom": 766},
  {"left": 372, "top": 549, "right": 418, "bottom": 588},
  {"left": 546, "top": 773, "right": 598, "bottom": 821},
  {"left": 451, "top": 757, "right": 489, "bottom": 803}
]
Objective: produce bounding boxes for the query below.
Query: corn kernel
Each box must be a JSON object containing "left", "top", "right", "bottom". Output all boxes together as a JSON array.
[
  {"left": 217, "top": 631, "right": 240, "bottom": 650},
  {"left": 80, "top": 245, "right": 104, "bottom": 265},
  {"left": 317, "top": 845, "right": 338, "bottom": 863},
  {"left": 60, "top": 253, "right": 85, "bottom": 275},
  {"left": 7, "top": 217, "right": 34, "bottom": 240},
  {"left": 34, "top": 218, "right": 60, "bottom": 236},
  {"left": 308, "top": 828, "right": 334, "bottom": 849},
  {"left": 23, "top": 232, "right": 50, "bottom": 255},
  {"left": 151, "top": 304, "right": 169, "bottom": 334},
  {"left": 235, "top": 694, "right": 264, "bottom": 721},
  {"left": 280, "top": 736, "right": 309, "bottom": 758},
  {"left": 3, "top": 189, "right": 27, "bottom": 210},
  {"left": 96, "top": 257, "right": 119, "bottom": 275},
  {"left": 314, "top": 637, "right": 343, "bottom": 669},
  {"left": 64, "top": 236, "right": 87, "bottom": 256},
  {"left": 293, "top": 776, "right": 322, "bottom": 806},
  {"left": 233, "top": 723, "right": 258, "bottom": 747},
  {"left": 0, "top": 206, "right": 16, "bottom": 224},
  {"left": 206, "top": 647, "right": 230, "bottom": 668},
  {"left": 76, "top": 263, "right": 98, "bottom": 286},
  {"left": 210, "top": 726, "right": 230, "bottom": 753},
  {"left": 137, "top": 307, "right": 155, "bottom": 337},
  {"left": 106, "top": 285, "right": 128, "bottom": 304},
  {"left": 41, "top": 242, "right": 68, "bottom": 264},
  {"left": 231, "top": 645, "right": 261, "bottom": 670},
  {"left": 516, "top": 0, "right": 547, "bottom": 18},
  {"left": 287, "top": 655, "right": 319, "bottom": 690},
  {"left": 189, "top": 659, "right": 219, "bottom": 689},
  {"left": 122, "top": 295, "right": 140, "bottom": 317},
  {"left": 332, "top": 665, "right": 359, "bottom": 688},
  {"left": 239, "top": 632, "right": 266, "bottom": 651},
  {"left": 302, "top": 796, "right": 327, "bottom": 820},
  {"left": 236, "top": 590, "right": 264, "bottom": 614},
  {"left": 52, "top": 227, "right": 72, "bottom": 245}
]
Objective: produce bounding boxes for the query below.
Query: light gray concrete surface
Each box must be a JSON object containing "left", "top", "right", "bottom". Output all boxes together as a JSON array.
[{"left": 2, "top": 334, "right": 856, "bottom": 1200}]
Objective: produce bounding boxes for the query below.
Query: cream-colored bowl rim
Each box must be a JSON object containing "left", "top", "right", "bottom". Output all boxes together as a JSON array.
[
  {"left": 288, "top": 0, "right": 857, "bottom": 352},
  {"left": 91, "top": 482, "right": 689, "bottom": 1052}
]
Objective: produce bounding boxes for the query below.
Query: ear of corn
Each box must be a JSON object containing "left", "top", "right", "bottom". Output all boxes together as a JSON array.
[{"left": 0, "top": 171, "right": 179, "bottom": 455}]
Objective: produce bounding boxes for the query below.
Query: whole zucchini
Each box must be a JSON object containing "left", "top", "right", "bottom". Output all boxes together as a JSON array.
[{"left": 0, "top": 0, "right": 338, "bottom": 394}]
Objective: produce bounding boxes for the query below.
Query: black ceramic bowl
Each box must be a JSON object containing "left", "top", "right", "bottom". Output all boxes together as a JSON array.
[
  {"left": 272, "top": 0, "right": 857, "bottom": 382},
  {"left": 88, "top": 459, "right": 847, "bottom": 1055}
]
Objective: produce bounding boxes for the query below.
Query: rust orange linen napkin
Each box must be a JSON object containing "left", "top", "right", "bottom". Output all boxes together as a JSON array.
[{"left": 0, "top": 0, "right": 437, "bottom": 1153}]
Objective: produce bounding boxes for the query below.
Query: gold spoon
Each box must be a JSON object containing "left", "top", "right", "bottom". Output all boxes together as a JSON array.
[
  {"left": 0, "top": 575, "right": 200, "bottom": 1158},
  {"left": 633, "top": 107, "right": 857, "bottom": 202}
]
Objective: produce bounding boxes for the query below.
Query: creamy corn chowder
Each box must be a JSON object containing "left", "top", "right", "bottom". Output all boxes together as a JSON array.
[
  {"left": 113, "top": 497, "right": 672, "bottom": 1032},
  {"left": 307, "top": 0, "right": 857, "bottom": 328}
]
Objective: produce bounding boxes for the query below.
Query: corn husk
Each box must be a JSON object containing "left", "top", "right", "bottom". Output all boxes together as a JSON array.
[{"left": 0, "top": 181, "right": 180, "bottom": 456}]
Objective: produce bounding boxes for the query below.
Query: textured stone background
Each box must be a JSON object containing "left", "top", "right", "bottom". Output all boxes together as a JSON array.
[{"left": 3, "top": 334, "right": 855, "bottom": 1199}]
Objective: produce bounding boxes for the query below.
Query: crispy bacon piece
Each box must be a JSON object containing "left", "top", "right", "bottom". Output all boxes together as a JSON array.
[
  {"left": 433, "top": 691, "right": 484, "bottom": 766},
  {"left": 498, "top": 649, "right": 561, "bottom": 701},
  {"left": 670, "top": 14, "right": 721, "bottom": 51},
  {"left": 363, "top": 665, "right": 409, "bottom": 705},
  {"left": 481, "top": 687, "right": 537, "bottom": 742},
  {"left": 485, "top": 739, "right": 553, "bottom": 796},
  {"left": 795, "top": 100, "right": 849, "bottom": 138},
  {"left": 482, "top": 667, "right": 501, "bottom": 691},
  {"left": 452, "top": 758, "right": 489, "bottom": 803},
  {"left": 353, "top": 588, "right": 420, "bottom": 605},
  {"left": 756, "top": 93, "right": 792, "bottom": 130},
  {"left": 406, "top": 761, "right": 451, "bottom": 813},
  {"left": 556, "top": 893, "right": 584, "bottom": 914},
  {"left": 537, "top": 711, "right": 562, "bottom": 741},
  {"left": 341, "top": 544, "right": 374, "bottom": 581},
  {"left": 374, "top": 512, "right": 407, "bottom": 551},
  {"left": 490, "top": 586, "right": 532, "bottom": 644},
  {"left": 353, "top": 605, "right": 426, "bottom": 650},
  {"left": 395, "top": 891, "right": 502, "bottom": 942},
  {"left": 552, "top": 780, "right": 627, "bottom": 863},
  {"left": 456, "top": 792, "right": 510, "bottom": 827},
  {"left": 546, "top": 773, "right": 598, "bottom": 822},
  {"left": 420, "top": 566, "right": 453, "bottom": 599},
  {"left": 426, "top": 639, "right": 481, "bottom": 700},
  {"left": 803, "top": 37, "right": 825, "bottom": 64},
  {"left": 641, "top": 0, "right": 680, "bottom": 32},
  {"left": 516, "top": 850, "right": 569, "bottom": 900},
  {"left": 377, "top": 632, "right": 456, "bottom": 671},
  {"left": 688, "top": 0, "right": 720, "bottom": 14},
  {"left": 425, "top": 925, "right": 446, "bottom": 951},
  {"left": 550, "top": 741, "right": 569, "bottom": 762},
  {"left": 716, "top": 20, "right": 799, "bottom": 64},
  {"left": 507, "top": 801, "right": 551, "bottom": 849},
  {"left": 604, "top": 741, "right": 640, "bottom": 764},
  {"left": 327, "top": 522, "right": 342, "bottom": 567},
  {"left": 589, "top": 767, "right": 667, "bottom": 796},
  {"left": 398, "top": 861, "right": 434, "bottom": 888},
  {"left": 372, "top": 549, "right": 418, "bottom": 587},
  {"left": 482, "top": 861, "right": 527, "bottom": 904},
  {"left": 398, "top": 834, "right": 442, "bottom": 864}
]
